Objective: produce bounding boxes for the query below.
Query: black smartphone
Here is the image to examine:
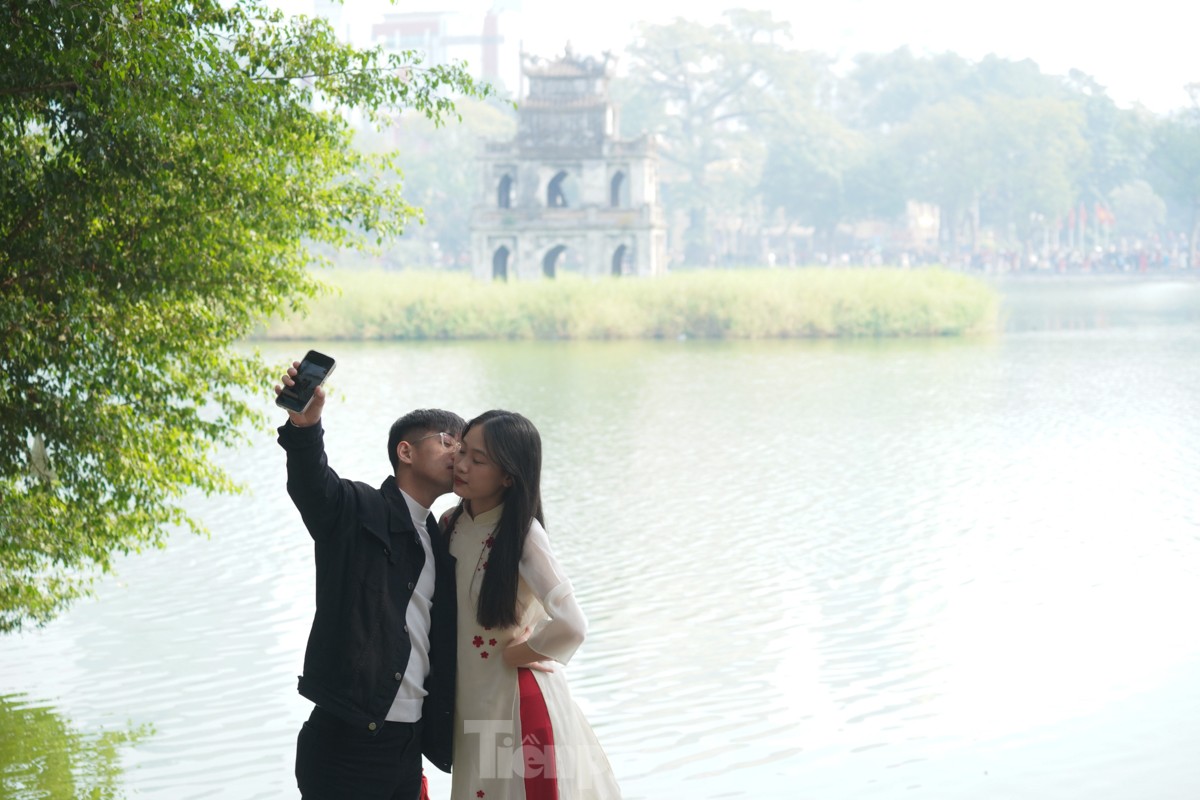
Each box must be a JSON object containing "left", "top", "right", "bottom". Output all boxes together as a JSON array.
[{"left": 276, "top": 350, "right": 336, "bottom": 413}]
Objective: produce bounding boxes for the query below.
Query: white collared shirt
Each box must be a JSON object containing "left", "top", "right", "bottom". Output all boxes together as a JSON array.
[{"left": 384, "top": 488, "right": 437, "bottom": 722}]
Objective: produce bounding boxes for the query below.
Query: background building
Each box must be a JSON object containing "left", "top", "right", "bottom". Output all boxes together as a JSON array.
[{"left": 470, "top": 47, "right": 666, "bottom": 280}]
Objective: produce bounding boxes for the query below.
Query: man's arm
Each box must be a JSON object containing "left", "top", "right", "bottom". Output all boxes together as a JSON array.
[{"left": 275, "top": 361, "right": 353, "bottom": 539}]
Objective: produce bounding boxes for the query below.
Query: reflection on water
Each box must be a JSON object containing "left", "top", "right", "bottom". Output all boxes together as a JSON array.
[
  {"left": 0, "top": 693, "right": 149, "bottom": 799},
  {"left": 1, "top": 278, "right": 1199, "bottom": 799},
  {"left": 996, "top": 275, "right": 1200, "bottom": 331}
]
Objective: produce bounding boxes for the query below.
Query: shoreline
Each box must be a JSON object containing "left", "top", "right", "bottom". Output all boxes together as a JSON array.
[
  {"left": 256, "top": 267, "right": 999, "bottom": 341},
  {"left": 981, "top": 269, "right": 1199, "bottom": 284}
]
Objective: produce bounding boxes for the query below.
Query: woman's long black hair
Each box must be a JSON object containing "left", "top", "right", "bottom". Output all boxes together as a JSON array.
[{"left": 447, "top": 410, "right": 544, "bottom": 629}]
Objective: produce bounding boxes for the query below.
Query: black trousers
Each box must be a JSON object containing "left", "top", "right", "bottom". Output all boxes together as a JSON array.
[{"left": 296, "top": 705, "right": 423, "bottom": 800}]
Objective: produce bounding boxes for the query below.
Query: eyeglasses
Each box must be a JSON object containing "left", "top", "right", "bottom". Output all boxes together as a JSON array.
[{"left": 410, "top": 431, "right": 461, "bottom": 452}]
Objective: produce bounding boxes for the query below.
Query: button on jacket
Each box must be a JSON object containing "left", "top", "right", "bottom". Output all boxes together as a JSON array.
[{"left": 278, "top": 421, "right": 457, "bottom": 772}]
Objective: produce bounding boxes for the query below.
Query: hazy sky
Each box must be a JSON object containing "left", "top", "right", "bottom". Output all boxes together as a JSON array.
[{"left": 289, "top": 0, "right": 1196, "bottom": 113}]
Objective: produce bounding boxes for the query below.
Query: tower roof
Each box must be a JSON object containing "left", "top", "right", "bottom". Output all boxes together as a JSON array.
[{"left": 521, "top": 44, "right": 615, "bottom": 80}]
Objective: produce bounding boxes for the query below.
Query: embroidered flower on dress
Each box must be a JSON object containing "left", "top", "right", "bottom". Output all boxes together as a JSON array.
[
  {"left": 472, "top": 635, "right": 484, "bottom": 648},
  {"left": 476, "top": 792, "right": 485, "bottom": 798},
  {"left": 488, "top": 638, "right": 497, "bottom": 646},
  {"left": 484, "top": 536, "right": 495, "bottom": 548},
  {"left": 480, "top": 651, "right": 490, "bottom": 659}
]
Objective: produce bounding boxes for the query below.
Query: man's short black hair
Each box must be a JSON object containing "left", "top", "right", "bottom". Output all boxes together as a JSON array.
[{"left": 387, "top": 409, "right": 466, "bottom": 470}]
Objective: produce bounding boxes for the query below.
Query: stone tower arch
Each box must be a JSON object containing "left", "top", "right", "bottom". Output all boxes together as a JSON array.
[{"left": 470, "top": 47, "right": 666, "bottom": 281}]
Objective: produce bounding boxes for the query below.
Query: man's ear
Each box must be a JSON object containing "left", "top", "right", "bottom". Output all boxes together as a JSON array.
[{"left": 396, "top": 441, "right": 414, "bottom": 466}]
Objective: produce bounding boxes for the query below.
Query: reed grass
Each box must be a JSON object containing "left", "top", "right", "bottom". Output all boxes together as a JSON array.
[{"left": 258, "top": 268, "right": 999, "bottom": 340}]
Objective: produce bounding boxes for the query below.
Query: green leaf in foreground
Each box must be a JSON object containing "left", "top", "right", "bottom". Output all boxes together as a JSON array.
[{"left": 0, "top": 0, "right": 494, "bottom": 631}]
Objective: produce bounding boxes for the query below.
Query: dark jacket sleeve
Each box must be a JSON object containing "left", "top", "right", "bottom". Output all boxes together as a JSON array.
[{"left": 277, "top": 420, "right": 356, "bottom": 540}]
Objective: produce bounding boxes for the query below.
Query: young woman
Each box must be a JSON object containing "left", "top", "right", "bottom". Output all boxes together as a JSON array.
[{"left": 442, "top": 410, "right": 620, "bottom": 799}]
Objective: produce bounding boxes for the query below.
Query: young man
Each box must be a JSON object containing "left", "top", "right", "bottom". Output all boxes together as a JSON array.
[{"left": 275, "top": 360, "right": 463, "bottom": 799}]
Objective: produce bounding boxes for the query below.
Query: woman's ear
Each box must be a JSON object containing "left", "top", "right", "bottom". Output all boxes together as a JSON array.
[{"left": 502, "top": 475, "right": 514, "bottom": 487}]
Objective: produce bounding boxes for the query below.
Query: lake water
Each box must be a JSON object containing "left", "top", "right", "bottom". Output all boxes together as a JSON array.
[{"left": 2, "top": 276, "right": 1199, "bottom": 799}]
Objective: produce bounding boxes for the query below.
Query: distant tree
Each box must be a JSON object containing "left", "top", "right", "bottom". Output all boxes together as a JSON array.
[
  {"left": 1067, "top": 70, "right": 1151, "bottom": 197},
  {"left": 892, "top": 93, "right": 1088, "bottom": 256},
  {"left": 842, "top": 143, "right": 908, "bottom": 231},
  {"left": 1108, "top": 180, "right": 1167, "bottom": 239},
  {"left": 1147, "top": 87, "right": 1200, "bottom": 267},
  {"left": 616, "top": 10, "right": 822, "bottom": 264},
  {"left": 613, "top": 21, "right": 1167, "bottom": 265},
  {"left": 354, "top": 98, "right": 517, "bottom": 269},
  {"left": 842, "top": 49, "right": 1064, "bottom": 131},
  {"left": 970, "top": 54, "right": 1066, "bottom": 102},
  {"left": 1062, "top": 70, "right": 1155, "bottom": 247},
  {"left": 0, "top": 0, "right": 492, "bottom": 631},
  {"left": 840, "top": 48, "right": 974, "bottom": 130},
  {"left": 979, "top": 95, "right": 1088, "bottom": 252},
  {"left": 894, "top": 98, "right": 991, "bottom": 251},
  {"left": 759, "top": 113, "right": 903, "bottom": 257}
]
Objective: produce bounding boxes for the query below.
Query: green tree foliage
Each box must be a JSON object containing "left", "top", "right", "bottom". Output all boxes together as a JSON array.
[
  {"left": 760, "top": 110, "right": 908, "bottom": 257},
  {"left": 618, "top": 29, "right": 1160, "bottom": 263},
  {"left": 0, "top": 0, "right": 492, "bottom": 631},
  {"left": 1147, "top": 88, "right": 1200, "bottom": 266},
  {"left": 889, "top": 93, "right": 1087, "bottom": 253},
  {"left": 350, "top": 98, "right": 517, "bottom": 270},
  {"left": 1108, "top": 179, "right": 1166, "bottom": 238},
  {"left": 841, "top": 48, "right": 975, "bottom": 130},
  {"left": 760, "top": 115, "right": 868, "bottom": 249},
  {"left": 616, "top": 10, "right": 822, "bottom": 264},
  {"left": 856, "top": 52, "right": 1093, "bottom": 251},
  {"left": 894, "top": 98, "right": 991, "bottom": 249},
  {"left": 1066, "top": 70, "right": 1152, "bottom": 205},
  {"left": 979, "top": 95, "right": 1088, "bottom": 245}
]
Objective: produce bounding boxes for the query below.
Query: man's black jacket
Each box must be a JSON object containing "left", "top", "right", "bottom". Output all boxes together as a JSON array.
[{"left": 278, "top": 420, "right": 456, "bottom": 772}]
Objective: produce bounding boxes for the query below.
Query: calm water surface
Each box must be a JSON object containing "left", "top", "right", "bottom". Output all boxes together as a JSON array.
[{"left": 2, "top": 277, "right": 1199, "bottom": 799}]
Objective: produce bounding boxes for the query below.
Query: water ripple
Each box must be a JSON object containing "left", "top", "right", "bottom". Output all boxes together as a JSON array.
[{"left": 4, "top": 305, "right": 1200, "bottom": 798}]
